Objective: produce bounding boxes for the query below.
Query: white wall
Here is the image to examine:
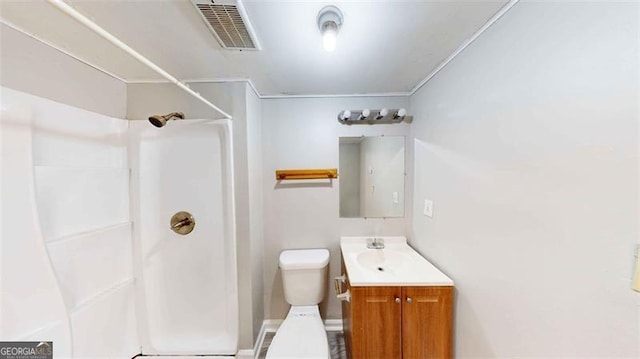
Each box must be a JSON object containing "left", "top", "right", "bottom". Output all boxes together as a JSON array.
[
  {"left": 246, "top": 85, "right": 265, "bottom": 342},
  {"left": 0, "top": 24, "right": 126, "bottom": 118},
  {"left": 409, "top": 1, "right": 639, "bottom": 357},
  {"left": 126, "top": 82, "right": 236, "bottom": 122},
  {"left": 261, "top": 96, "right": 410, "bottom": 320}
]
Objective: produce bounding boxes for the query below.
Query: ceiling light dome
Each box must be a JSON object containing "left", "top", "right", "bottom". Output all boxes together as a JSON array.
[{"left": 317, "top": 5, "right": 343, "bottom": 52}]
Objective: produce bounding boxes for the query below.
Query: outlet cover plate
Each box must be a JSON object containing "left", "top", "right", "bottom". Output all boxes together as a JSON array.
[{"left": 423, "top": 199, "right": 433, "bottom": 218}]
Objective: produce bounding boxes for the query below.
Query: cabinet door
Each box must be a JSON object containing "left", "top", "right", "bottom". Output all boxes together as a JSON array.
[
  {"left": 351, "top": 286, "right": 402, "bottom": 359},
  {"left": 401, "top": 286, "right": 453, "bottom": 359}
]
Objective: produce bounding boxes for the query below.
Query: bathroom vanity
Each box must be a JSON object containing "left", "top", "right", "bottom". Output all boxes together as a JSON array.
[{"left": 338, "top": 237, "right": 454, "bottom": 359}]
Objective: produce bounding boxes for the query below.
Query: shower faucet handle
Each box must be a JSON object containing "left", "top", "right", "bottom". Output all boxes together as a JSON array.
[
  {"left": 170, "top": 211, "right": 195, "bottom": 235},
  {"left": 171, "top": 217, "right": 192, "bottom": 229}
]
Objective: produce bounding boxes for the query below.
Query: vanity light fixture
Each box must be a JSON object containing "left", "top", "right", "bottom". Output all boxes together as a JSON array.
[
  {"left": 358, "top": 109, "right": 371, "bottom": 121},
  {"left": 393, "top": 108, "right": 407, "bottom": 120},
  {"left": 337, "top": 109, "right": 413, "bottom": 125},
  {"left": 317, "top": 5, "right": 343, "bottom": 52},
  {"left": 339, "top": 110, "right": 352, "bottom": 121},
  {"left": 376, "top": 108, "right": 389, "bottom": 120}
]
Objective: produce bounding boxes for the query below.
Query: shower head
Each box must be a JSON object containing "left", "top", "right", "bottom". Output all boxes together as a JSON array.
[{"left": 148, "top": 112, "right": 185, "bottom": 128}]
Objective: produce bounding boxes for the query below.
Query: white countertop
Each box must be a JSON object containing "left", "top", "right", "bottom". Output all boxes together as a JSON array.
[{"left": 340, "top": 236, "right": 454, "bottom": 287}]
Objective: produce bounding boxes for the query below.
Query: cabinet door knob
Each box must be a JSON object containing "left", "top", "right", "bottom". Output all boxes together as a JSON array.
[
  {"left": 406, "top": 297, "right": 413, "bottom": 303},
  {"left": 395, "top": 297, "right": 401, "bottom": 304}
]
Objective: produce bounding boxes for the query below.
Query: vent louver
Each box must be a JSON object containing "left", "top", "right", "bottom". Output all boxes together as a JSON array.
[{"left": 192, "top": 0, "right": 260, "bottom": 50}]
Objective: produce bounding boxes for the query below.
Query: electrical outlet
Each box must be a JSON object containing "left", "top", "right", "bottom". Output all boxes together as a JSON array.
[{"left": 423, "top": 199, "right": 433, "bottom": 218}]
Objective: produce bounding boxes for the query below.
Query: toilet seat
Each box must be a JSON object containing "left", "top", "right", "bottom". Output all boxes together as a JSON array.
[{"left": 265, "top": 306, "right": 329, "bottom": 359}]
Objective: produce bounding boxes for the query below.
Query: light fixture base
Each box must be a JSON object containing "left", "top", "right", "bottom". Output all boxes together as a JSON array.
[
  {"left": 337, "top": 109, "right": 413, "bottom": 125},
  {"left": 317, "top": 5, "right": 343, "bottom": 32}
]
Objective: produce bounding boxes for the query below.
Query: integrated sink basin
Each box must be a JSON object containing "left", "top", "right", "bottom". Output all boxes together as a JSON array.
[
  {"left": 341, "top": 236, "right": 453, "bottom": 286},
  {"left": 356, "top": 249, "right": 411, "bottom": 274}
]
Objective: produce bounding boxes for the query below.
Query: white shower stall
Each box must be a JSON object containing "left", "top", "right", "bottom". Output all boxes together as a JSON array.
[
  {"left": 1, "top": 85, "right": 239, "bottom": 357},
  {"left": 129, "top": 119, "right": 238, "bottom": 355}
]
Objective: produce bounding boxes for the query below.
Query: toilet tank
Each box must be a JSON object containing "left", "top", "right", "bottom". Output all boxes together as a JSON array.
[{"left": 279, "top": 249, "right": 330, "bottom": 306}]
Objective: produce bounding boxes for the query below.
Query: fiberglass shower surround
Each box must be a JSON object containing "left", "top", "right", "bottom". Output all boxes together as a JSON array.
[{"left": 129, "top": 118, "right": 239, "bottom": 355}]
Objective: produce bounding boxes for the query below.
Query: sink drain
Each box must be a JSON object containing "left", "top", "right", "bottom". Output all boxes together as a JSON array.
[{"left": 377, "top": 267, "right": 384, "bottom": 272}]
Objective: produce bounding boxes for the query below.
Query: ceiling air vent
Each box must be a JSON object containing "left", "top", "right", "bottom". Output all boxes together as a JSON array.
[{"left": 191, "top": 0, "right": 260, "bottom": 51}]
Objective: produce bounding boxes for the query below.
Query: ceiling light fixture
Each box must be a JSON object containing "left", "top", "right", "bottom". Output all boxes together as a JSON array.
[{"left": 317, "top": 5, "right": 343, "bottom": 52}]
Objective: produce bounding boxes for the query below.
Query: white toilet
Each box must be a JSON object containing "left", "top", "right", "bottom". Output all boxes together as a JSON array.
[{"left": 266, "top": 248, "right": 331, "bottom": 359}]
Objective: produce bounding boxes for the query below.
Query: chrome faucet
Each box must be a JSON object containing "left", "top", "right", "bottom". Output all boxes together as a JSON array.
[{"left": 367, "top": 237, "right": 385, "bottom": 249}]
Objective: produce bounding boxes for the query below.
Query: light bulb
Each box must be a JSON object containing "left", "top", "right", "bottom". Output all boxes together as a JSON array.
[
  {"left": 394, "top": 108, "right": 407, "bottom": 119},
  {"left": 322, "top": 22, "right": 338, "bottom": 52},
  {"left": 317, "top": 6, "right": 343, "bottom": 53},
  {"left": 358, "top": 109, "right": 371, "bottom": 120},
  {"left": 376, "top": 108, "right": 389, "bottom": 120},
  {"left": 339, "top": 110, "right": 351, "bottom": 121}
]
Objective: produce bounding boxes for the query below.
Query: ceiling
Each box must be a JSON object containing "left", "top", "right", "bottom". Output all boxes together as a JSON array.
[{"left": 0, "top": 0, "right": 508, "bottom": 96}]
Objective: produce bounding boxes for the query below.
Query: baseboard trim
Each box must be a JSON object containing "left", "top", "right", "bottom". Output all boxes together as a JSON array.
[
  {"left": 261, "top": 319, "right": 282, "bottom": 333},
  {"left": 324, "top": 319, "right": 343, "bottom": 332},
  {"left": 258, "top": 319, "right": 343, "bottom": 333},
  {"left": 236, "top": 349, "right": 254, "bottom": 359},
  {"left": 251, "top": 321, "right": 268, "bottom": 359}
]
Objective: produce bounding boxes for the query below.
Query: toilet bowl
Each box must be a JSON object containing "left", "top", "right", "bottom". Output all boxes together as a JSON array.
[{"left": 266, "top": 249, "right": 330, "bottom": 359}]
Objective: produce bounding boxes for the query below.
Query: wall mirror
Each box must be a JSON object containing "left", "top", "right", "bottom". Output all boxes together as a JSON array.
[{"left": 339, "top": 136, "right": 405, "bottom": 218}]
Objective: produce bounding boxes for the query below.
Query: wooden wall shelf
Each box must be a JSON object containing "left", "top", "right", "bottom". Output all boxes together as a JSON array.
[{"left": 276, "top": 168, "right": 338, "bottom": 180}]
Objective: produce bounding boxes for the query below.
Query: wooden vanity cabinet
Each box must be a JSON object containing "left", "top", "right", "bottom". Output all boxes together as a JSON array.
[
  {"left": 341, "top": 259, "right": 453, "bottom": 359},
  {"left": 401, "top": 286, "right": 453, "bottom": 359}
]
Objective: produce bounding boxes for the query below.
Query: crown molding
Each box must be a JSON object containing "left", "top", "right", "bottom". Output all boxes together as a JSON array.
[
  {"left": 409, "top": 0, "right": 520, "bottom": 96},
  {"left": 2, "top": 0, "right": 520, "bottom": 100}
]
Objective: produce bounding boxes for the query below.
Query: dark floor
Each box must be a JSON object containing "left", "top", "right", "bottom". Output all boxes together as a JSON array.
[{"left": 258, "top": 331, "right": 347, "bottom": 359}]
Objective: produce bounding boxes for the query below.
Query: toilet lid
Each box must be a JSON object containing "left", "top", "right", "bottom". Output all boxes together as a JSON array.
[
  {"left": 266, "top": 315, "right": 329, "bottom": 359},
  {"left": 279, "top": 249, "right": 330, "bottom": 270}
]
